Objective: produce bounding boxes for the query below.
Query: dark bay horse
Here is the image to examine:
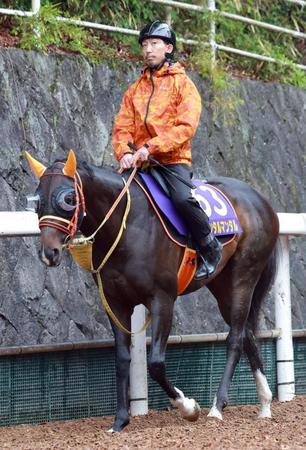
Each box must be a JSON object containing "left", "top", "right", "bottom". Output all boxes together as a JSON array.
[{"left": 25, "top": 150, "right": 279, "bottom": 432}]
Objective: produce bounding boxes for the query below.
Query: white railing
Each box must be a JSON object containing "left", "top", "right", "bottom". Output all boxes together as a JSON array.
[
  {"left": 0, "top": 210, "right": 305, "bottom": 411},
  {"left": 0, "top": 0, "right": 305, "bottom": 71},
  {"left": 286, "top": 0, "right": 306, "bottom": 6}
]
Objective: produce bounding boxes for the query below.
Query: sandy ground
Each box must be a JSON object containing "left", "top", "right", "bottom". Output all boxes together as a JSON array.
[{"left": 0, "top": 396, "right": 305, "bottom": 450}]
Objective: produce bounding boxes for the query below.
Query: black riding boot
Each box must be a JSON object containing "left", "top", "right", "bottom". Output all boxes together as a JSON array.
[{"left": 195, "top": 234, "right": 222, "bottom": 280}]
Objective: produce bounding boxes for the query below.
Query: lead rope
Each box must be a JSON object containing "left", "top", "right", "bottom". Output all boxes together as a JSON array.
[
  {"left": 93, "top": 186, "right": 151, "bottom": 335},
  {"left": 68, "top": 167, "right": 151, "bottom": 335}
]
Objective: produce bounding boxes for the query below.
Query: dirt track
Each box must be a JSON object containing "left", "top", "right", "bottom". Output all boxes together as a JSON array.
[{"left": 0, "top": 396, "right": 305, "bottom": 449}]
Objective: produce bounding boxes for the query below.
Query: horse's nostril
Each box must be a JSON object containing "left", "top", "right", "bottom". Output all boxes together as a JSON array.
[
  {"left": 42, "top": 247, "right": 61, "bottom": 265},
  {"left": 50, "top": 248, "right": 60, "bottom": 263}
]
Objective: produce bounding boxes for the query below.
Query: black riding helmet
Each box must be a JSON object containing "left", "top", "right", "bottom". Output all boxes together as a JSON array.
[{"left": 138, "top": 21, "right": 176, "bottom": 57}]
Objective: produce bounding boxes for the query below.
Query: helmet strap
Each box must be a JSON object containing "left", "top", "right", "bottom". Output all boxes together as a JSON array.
[{"left": 165, "top": 52, "right": 175, "bottom": 66}]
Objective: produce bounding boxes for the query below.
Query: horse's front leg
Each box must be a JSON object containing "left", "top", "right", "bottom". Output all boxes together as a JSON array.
[
  {"left": 108, "top": 315, "right": 132, "bottom": 433},
  {"left": 149, "top": 295, "right": 200, "bottom": 422}
]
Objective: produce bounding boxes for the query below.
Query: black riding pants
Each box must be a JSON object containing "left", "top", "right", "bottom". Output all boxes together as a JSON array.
[{"left": 156, "top": 163, "right": 211, "bottom": 246}]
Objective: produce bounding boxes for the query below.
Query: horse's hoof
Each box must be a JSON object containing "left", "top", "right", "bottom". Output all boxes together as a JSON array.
[
  {"left": 207, "top": 406, "right": 223, "bottom": 420},
  {"left": 170, "top": 387, "right": 200, "bottom": 422},
  {"left": 258, "top": 406, "right": 272, "bottom": 419},
  {"left": 182, "top": 399, "right": 201, "bottom": 422},
  {"left": 108, "top": 417, "right": 129, "bottom": 433}
]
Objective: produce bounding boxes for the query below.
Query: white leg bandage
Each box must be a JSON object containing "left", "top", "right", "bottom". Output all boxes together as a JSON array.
[{"left": 254, "top": 369, "right": 272, "bottom": 418}]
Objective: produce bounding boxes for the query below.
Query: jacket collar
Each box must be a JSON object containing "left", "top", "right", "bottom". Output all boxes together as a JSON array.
[{"left": 141, "top": 61, "right": 185, "bottom": 78}]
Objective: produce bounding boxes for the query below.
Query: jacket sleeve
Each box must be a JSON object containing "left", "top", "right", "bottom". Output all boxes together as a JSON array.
[
  {"left": 147, "top": 77, "right": 202, "bottom": 154},
  {"left": 112, "top": 87, "right": 136, "bottom": 161}
]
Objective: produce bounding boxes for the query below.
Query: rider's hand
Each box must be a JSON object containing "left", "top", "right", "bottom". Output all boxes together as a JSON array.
[
  {"left": 119, "top": 153, "right": 134, "bottom": 170},
  {"left": 131, "top": 146, "right": 150, "bottom": 167}
]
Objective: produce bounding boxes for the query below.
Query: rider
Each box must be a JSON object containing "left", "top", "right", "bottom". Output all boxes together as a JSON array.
[{"left": 112, "top": 20, "right": 222, "bottom": 279}]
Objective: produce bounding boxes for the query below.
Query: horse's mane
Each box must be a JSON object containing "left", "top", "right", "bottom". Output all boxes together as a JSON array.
[
  {"left": 52, "top": 158, "right": 122, "bottom": 186},
  {"left": 78, "top": 160, "right": 117, "bottom": 176}
]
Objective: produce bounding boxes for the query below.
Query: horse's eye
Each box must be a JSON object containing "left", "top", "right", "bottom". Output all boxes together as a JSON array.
[
  {"left": 56, "top": 189, "right": 76, "bottom": 211},
  {"left": 65, "top": 193, "right": 75, "bottom": 205}
]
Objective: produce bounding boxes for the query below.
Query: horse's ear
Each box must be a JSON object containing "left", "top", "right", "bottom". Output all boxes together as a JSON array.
[
  {"left": 24, "top": 151, "right": 47, "bottom": 178},
  {"left": 63, "top": 149, "right": 77, "bottom": 178}
]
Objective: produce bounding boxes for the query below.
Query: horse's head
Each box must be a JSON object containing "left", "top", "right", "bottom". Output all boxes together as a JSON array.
[{"left": 25, "top": 150, "right": 85, "bottom": 267}]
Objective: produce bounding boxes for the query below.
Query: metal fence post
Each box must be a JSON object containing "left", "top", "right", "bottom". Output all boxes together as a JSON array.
[
  {"left": 130, "top": 305, "right": 148, "bottom": 416},
  {"left": 208, "top": 0, "right": 216, "bottom": 64},
  {"left": 165, "top": 6, "right": 172, "bottom": 25},
  {"left": 274, "top": 235, "right": 295, "bottom": 401}
]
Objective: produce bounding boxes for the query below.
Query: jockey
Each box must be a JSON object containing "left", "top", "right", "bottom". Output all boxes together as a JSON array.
[{"left": 112, "top": 20, "right": 222, "bottom": 279}]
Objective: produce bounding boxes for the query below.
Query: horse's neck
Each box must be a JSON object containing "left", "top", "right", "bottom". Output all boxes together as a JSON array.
[{"left": 78, "top": 165, "right": 124, "bottom": 236}]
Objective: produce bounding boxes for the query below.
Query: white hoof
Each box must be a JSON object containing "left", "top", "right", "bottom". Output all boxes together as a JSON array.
[
  {"left": 258, "top": 405, "right": 272, "bottom": 419},
  {"left": 207, "top": 405, "right": 223, "bottom": 420},
  {"left": 170, "top": 387, "right": 200, "bottom": 422}
]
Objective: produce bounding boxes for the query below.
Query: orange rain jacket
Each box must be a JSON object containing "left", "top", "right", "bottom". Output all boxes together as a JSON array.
[{"left": 112, "top": 62, "right": 202, "bottom": 166}]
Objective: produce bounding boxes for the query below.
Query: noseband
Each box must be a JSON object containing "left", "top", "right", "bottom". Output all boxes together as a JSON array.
[{"left": 39, "top": 167, "right": 86, "bottom": 239}]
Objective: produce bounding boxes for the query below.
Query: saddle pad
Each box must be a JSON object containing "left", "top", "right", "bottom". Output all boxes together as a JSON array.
[{"left": 138, "top": 173, "right": 242, "bottom": 237}]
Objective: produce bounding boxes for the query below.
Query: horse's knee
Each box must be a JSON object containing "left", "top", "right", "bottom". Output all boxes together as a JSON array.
[
  {"left": 148, "top": 357, "right": 165, "bottom": 382},
  {"left": 115, "top": 353, "right": 131, "bottom": 378},
  {"left": 227, "top": 333, "right": 244, "bottom": 355}
]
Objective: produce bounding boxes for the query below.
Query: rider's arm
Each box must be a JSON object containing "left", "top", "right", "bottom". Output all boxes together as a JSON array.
[
  {"left": 146, "top": 77, "right": 201, "bottom": 154},
  {"left": 112, "top": 87, "right": 136, "bottom": 161}
]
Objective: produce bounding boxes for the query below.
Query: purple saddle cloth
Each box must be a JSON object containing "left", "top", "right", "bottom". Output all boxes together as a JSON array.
[{"left": 138, "top": 173, "right": 242, "bottom": 237}]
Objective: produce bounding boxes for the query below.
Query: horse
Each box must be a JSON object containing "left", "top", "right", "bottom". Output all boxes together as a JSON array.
[{"left": 25, "top": 150, "right": 279, "bottom": 432}]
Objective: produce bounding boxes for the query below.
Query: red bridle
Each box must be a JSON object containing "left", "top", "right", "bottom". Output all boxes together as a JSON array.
[{"left": 39, "top": 169, "right": 86, "bottom": 239}]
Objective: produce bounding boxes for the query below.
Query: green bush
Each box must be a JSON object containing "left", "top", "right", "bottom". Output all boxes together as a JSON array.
[
  {"left": 10, "top": 1, "right": 116, "bottom": 62},
  {"left": 6, "top": 0, "right": 306, "bottom": 88}
]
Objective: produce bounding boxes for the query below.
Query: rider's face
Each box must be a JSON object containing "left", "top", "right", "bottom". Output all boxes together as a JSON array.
[{"left": 142, "top": 38, "right": 173, "bottom": 68}]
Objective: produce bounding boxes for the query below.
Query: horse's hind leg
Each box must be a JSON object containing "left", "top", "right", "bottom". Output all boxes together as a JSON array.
[
  {"left": 207, "top": 327, "right": 246, "bottom": 420},
  {"left": 244, "top": 327, "right": 272, "bottom": 418},
  {"left": 207, "top": 270, "right": 261, "bottom": 420},
  {"left": 149, "top": 295, "right": 200, "bottom": 422}
]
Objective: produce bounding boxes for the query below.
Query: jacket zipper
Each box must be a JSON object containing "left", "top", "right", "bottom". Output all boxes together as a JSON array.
[{"left": 144, "top": 70, "right": 155, "bottom": 138}]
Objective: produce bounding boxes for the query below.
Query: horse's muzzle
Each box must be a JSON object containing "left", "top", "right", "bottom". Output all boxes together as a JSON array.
[{"left": 39, "top": 245, "right": 62, "bottom": 267}]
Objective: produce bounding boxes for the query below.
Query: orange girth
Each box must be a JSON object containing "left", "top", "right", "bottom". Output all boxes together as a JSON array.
[{"left": 177, "top": 247, "right": 197, "bottom": 295}]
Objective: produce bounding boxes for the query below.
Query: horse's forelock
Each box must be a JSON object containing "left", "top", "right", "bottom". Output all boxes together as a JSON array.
[{"left": 48, "top": 159, "right": 66, "bottom": 171}]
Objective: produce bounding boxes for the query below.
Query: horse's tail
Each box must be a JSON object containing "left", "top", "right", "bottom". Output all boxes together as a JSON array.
[{"left": 248, "top": 239, "right": 280, "bottom": 333}]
